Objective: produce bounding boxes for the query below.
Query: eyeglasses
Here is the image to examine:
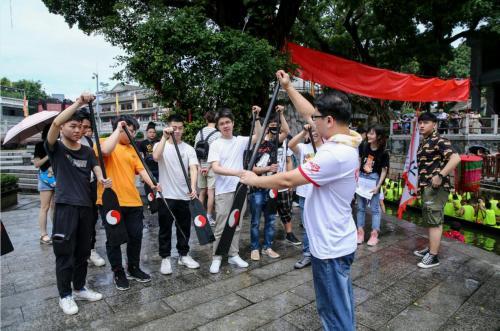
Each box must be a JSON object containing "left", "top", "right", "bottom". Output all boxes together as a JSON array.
[{"left": 311, "top": 115, "right": 327, "bottom": 121}]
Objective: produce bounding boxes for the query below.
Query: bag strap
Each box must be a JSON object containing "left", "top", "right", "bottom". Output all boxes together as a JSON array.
[{"left": 204, "top": 129, "right": 218, "bottom": 142}]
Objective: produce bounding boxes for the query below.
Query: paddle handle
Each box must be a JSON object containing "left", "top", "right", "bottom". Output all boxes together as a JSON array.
[
  {"left": 245, "top": 112, "right": 256, "bottom": 152},
  {"left": 308, "top": 127, "right": 317, "bottom": 154},
  {"left": 121, "top": 125, "right": 158, "bottom": 186},
  {"left": 247, "top": 82, "right": 280, "bottom": 171},
  {"left": 171, "top": 136, "right": 193, "bottom": 193},
  {"left": 88, "top": 102, "right": 108, "bottom": 179}
]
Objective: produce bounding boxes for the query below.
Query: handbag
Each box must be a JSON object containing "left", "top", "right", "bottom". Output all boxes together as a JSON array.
[{"left": 39, "top": 169, "right": 56, "bottom": 188}]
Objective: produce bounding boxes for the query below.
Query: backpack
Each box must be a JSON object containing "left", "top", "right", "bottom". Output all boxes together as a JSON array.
[{"left": 195, "top": 129, "right": 218, "bottom": 160}]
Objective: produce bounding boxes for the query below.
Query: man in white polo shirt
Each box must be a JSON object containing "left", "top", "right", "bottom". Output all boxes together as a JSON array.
[{"left": 240, "top": 70, "right": 361, "bottom": 331}]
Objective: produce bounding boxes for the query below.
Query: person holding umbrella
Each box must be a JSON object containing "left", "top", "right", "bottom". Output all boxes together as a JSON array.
[
  {"left": 45, "top": 92, "right": 112, "bottom": 315},
  {"left": 33, "top": 125, "right": 56, "bottom": 245}
]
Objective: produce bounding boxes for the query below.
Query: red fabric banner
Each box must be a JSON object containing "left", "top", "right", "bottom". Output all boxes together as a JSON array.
[{"left": 287, "top": 42, "right": 470, "bottom": 102}]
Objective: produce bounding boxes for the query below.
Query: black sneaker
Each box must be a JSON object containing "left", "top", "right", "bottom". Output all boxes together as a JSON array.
[
  {"left": 127, "top": 265, "right": 151, "bottom": 283},
  {"left": 286, "top": 233, "right": 302, "bottom": 246},
  {"left": 114, "top": 269, "right": 130, "bottom": 291},
  {"left": 413, "top": 247, "right": 430, "bottom": 258},
  {"left": 417, "top": 253, "right": 440, "bottom": 269}
]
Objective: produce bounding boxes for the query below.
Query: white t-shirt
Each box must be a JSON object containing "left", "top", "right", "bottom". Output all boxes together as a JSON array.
[
  {"left": 278, "top": 140, "right": 293, "bottom": 193},
  {"left": 154, "top": 141, "right": 199, "bottom": 200},
  {"left": 295, "top": 143, "right": 316, "bottom": 198},
  {"left": 194, "top": 126, "right": 221, "bottom": 168},
  {"left": 207, "top": 135, "right": 249, "bottom": 195},
  {"left": 299, "top": 141, "right": 358, "bottom": 259}
]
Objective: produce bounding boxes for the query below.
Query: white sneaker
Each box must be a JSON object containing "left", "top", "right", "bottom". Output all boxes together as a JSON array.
[
  {"left": 178, "top": 255, "right": 200, "bottom": 269},
  {"left": 89, "top": 249, "right": 106, "bottom": 267},
  {"left": 73, "top": 287, "right": 103, "bottom": 302},
  {"left": 59, "top": 295, "right": 78, "bottom": 315},
  {"left": 228, "top": 255, "right": 249, "bottom": 268},
  {"left": 209, "top": 257, "right": 222, "bottom": 274},
  {"left": 160, "top": 257, "right": 172, "bottom": 275},
  {"left": 208, "top": 216, "right": 216, "bottom": 227}
]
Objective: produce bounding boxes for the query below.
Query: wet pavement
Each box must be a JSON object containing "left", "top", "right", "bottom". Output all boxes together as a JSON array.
[{"left": 1, "top": 194, "right": 500, "bottom": 330}]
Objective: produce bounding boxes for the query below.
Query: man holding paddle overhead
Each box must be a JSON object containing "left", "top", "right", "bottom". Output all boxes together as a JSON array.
[
  {"left": 240, "top": 70, "right": 362, "bottom": 331},
  {"left": 152, "top": 114, "right": 201, "bottom": 275},
  {"left": 45, "top": 92, "right": 111, "bottom": 315},
  {"left": 207, "top": 106, "right": 262, "bottom": 274},
  {"left": 249, "top": 107, "right": 290, "bottom": 261},
  {"left": 97, "top": 115, "right": 160, "bottom": 290}
]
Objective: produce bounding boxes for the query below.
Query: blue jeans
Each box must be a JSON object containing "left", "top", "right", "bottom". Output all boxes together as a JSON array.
[
  {"left": 356, "top": 172, "right": 381, "bottom": 231},
  {"left": 249, "top": 190, "right": 276, "bottom": 250},
  {"left": 312, "top": 253, "right": 356, "bottom": 331},
  {"left": 299, "top": 196, "right": 310, "bottom": 256}
]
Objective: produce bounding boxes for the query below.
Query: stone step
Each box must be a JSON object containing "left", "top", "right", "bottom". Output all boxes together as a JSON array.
[
  {"left": 19, "top": 178, "right": 38, "bottom": 185},
  {"left": 18, "top": 183, "right": 38, "bottom": 193},
  {"left": 1, "top": 167, "right": 38, "bottom": 174},
  {"left": 0, "top": 160, "right": 24, "bottom": 166},
  {"left": 5, "top": 172, "right": 38, "bottom": 180}
]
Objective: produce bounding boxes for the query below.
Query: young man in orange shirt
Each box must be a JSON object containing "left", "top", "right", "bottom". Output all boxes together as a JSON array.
[{"left": 96, "top": 115, "right": 159, "bottom": 290}]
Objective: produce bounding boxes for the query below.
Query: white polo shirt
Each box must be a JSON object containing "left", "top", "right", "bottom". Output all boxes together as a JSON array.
[{"left": 299, "top": 141, "right": 358, "bottom": 259}]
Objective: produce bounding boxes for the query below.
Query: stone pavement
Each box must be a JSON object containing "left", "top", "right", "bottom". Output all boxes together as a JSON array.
[{"left": 1, "top": 194, "right": 500, "bottom": 330}]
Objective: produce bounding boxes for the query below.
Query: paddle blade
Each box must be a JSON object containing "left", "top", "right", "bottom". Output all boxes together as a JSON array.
[
  {"left": 101, "top": 188, "right": 128, "bottom": 246},
  {"left": 215, "top": 183, "right": 248, "bottom": 256},
  {"left": 144, "top": 185, "right": 159, "bottom": 214},
  {"left": 1, "top": 222, "right": 14, "bottom": 256},
  {"left": 266, "top": 189, "right": 278, "bottom": 214},
  {"left": 189, "top": 198, "right": 215, "bottom": 245}
]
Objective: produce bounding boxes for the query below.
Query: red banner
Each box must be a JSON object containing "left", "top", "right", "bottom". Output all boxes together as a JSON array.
[{"left": 287, "top": 42, "right": 470, "bottom": 102}]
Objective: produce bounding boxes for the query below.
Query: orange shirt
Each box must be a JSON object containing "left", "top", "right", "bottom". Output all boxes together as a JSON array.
[{"left": 95, "top": 139, "right": 144, "bottom": 207}]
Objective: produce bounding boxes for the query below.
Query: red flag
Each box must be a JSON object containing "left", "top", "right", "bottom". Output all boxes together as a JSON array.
[{"left": 398, "top": 118, "right": 420, "bottom": 218}]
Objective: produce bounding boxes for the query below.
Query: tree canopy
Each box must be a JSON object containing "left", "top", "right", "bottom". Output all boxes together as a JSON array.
[
  {"left": 0, "top": 77, "right": 49, "bottom": 100},
  {"left": 42, "top": 0, "right": 499, "bottom": 124}
]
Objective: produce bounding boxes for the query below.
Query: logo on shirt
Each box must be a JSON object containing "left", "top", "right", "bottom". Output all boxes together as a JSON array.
[
  {"left": 65, "top": 154, "right": 88, "bottom": 168},
  {"left": 305, "top": 162, "right": 320, "bottom": 173}
]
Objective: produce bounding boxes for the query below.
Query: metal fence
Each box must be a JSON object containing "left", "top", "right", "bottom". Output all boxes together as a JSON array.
[{"left": 390, "top": 114, "right": 499, "bottom": 136}]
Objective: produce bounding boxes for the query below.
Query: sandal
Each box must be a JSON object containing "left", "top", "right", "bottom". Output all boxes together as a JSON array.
[{"left": 40, "top": 234, "right": 52, "bottom": 245}]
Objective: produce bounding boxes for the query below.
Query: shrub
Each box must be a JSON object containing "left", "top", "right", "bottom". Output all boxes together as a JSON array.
[{"left": 1, "top": 174, "right": 19, "bottom": 190}]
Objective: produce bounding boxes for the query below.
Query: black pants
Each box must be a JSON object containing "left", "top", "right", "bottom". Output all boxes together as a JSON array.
[
  {"left": 52, "top": 203, "right": 92, "bottom": 298},
  {"left": 99, "top": 206, "right": 144, "bottom": 271},
  {"left": 90, "top": 181, "right": 98, "bottom": 249},
  {"left": 158, "top": 199, "right": 191, "bottom": 258}
]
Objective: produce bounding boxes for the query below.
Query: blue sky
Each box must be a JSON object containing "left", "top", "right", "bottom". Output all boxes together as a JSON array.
[{"left": 1, "top": 0, "right": 123, "bottom": 100}]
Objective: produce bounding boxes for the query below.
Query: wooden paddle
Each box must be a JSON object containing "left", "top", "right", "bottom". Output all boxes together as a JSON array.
[
  {"left": 215, "top": 82, "right": 280, "bottom": 256},
  {"left": 88, "top": 103, "right": 127, "bottom": 246},
  {"left": 171, "top": 135, "right": 215, "bottom": 245},
  {"left": 121, "top": 125, "right": 188, "bottom": 241}
]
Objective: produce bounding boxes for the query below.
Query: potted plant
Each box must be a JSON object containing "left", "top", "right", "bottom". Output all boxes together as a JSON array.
[{"left": 1, "top": 174, "right": 19, "bottom": 209}]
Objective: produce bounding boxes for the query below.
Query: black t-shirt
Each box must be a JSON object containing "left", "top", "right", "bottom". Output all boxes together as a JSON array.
[
  {"left": 34, "top": 141, "right": 51, "bottom": 171},
  {"left": 139, "top": 138, "right": 159, "bottom": 176},
  {"left": 359, "top": 141, "right": 390, "bottom": 176},
  {"left": 45, "top": 140, "right": 98, "bottom": 207},
  {"left": 254, "top": 139, "right": 278, "bottom": 172}
]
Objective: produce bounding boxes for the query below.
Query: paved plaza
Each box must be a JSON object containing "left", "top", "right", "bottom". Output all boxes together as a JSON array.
[{"left": 1, "top": 194, "right": 500, "bottom": 330}]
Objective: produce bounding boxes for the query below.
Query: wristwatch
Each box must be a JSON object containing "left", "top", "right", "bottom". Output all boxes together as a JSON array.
[{"left": 437, "top": 173, "right": 444, "bottom": 180}]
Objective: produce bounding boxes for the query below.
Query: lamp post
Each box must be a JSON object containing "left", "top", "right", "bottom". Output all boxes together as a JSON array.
[{"left": 92, "top": 73, "right": 101, "bottom": 131}]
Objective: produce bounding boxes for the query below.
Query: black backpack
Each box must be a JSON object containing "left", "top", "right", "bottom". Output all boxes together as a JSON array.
[{"left": 195, "top": 129, "right": 218, "bottom": 160}]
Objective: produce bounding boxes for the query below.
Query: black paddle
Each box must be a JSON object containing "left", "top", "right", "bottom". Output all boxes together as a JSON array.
[
  {"left": 171, "top": 135, "right": 215, "bottom": 245},
  {"left": 1, "top": 222, "right": 14, "bottom": 256},
  {"left": 266, "top": 108, "right": 281, "bottom": 214},
  {"left": 88, "top": 102, "right": 127, "bottom": 246},
  {"left": 121, "top": 125, "right": 188, "bottom": 241},
  {"left": 243, "top": 112, "right": 257, "bottom": 169},
  {"left": 308, "top": 127, "right": 317, "bottom": 154},
  {"left": 215, "top": 82, "right": 280, "bottom": 256}
]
